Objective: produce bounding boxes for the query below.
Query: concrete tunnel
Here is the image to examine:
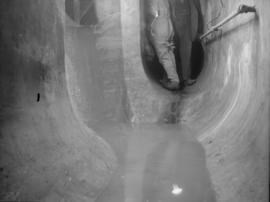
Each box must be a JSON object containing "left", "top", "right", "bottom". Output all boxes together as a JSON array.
[{"left": 0, "top": 0, "right": 269, "bottom": 202}]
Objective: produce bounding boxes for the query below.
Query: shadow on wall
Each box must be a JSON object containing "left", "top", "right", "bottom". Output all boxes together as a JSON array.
[{"left": 64, "top": 0, "right": 131, "bottom": 125}]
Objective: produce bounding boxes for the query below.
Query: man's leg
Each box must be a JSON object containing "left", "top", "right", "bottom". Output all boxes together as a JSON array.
[
  {"left": 150, "top": 15, "right": 181, "bottom": 90},
  {"left": 152, "top": 39, "right": 182, "bottom": 90},
  {"left": 153, "top": 40, "right": 179, "bottom": 83}
]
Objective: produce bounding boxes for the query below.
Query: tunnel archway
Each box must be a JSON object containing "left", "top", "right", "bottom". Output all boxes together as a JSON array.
[{"left": 139, "top": 0, "right": 205, "bottom": 89}]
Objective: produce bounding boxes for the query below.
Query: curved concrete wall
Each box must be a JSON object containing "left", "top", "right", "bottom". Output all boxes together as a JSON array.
[
  {"left": 187, "top": 1, "right": 269, "bottom": 201},
  {"left": 0, "top": 1, "right": 116, "bottom": 201}
]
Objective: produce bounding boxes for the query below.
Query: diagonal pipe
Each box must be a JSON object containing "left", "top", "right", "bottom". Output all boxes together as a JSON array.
[{"left": 200, "top": 4, "right": 256, "bottom": 40}]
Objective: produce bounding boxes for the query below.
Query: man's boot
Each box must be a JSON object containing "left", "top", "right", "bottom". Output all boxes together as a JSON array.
[{"left": 160, "top": 78, "right": 184, "bottom": 91}]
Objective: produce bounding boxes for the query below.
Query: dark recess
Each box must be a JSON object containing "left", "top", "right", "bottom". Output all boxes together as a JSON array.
[{"left": 140, "top": 0, "right": 205, "bottom": 86}]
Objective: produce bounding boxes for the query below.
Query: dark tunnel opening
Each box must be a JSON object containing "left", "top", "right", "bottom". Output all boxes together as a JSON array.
[
  {"left": 140, "top": 0, "right": 205, "bottom": 89},
  {"left": 189, "top": 38, "right": 205, "bottom": 79},
  {"left": 65, "top": 0, "right": 98, "bottom": 25}
]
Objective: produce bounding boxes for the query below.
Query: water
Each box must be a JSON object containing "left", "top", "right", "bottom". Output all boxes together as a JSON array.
[{"left": 96, "top": 123, "right": 216, "bottom": 202}]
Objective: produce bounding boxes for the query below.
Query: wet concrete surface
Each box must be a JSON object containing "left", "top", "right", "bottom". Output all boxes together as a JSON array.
[
  {"left": 94, "top": 123, "right": 216, "bottom": 202},
  {"left": 0, "top": 0, "right": 269, "bottom": 202},
  {"left": 129, "top": 124, "right": 216, "bottom": 202}
]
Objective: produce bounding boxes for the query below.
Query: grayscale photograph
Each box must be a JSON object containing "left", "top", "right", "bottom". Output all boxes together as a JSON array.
[{"left": 0, "top": 0, "right": 269, "bottom": 202}]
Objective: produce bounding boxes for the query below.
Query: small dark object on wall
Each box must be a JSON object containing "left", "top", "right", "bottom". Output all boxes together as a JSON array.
[{"left": 37, "top": 93, "right": 40, "bottom": 102}]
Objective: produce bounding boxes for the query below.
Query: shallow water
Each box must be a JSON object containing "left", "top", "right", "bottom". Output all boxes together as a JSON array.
[{"left": 96, "top": 123, "right": 216, "bottom": 202}]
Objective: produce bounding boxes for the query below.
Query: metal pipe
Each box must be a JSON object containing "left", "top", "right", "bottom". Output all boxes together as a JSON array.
[{"left": 200, "top": 4, "right": 256, "bottom": 40}]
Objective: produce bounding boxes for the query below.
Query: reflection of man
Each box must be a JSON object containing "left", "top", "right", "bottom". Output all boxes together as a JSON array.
[
  {"left": 170, "top": 0, "right": 203, "bottom": 86},
  {"left": 147, "top": 0, "right": 182, "bottom": 90}
]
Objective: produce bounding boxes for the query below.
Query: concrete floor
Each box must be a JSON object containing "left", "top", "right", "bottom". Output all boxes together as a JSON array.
[{"left": 0, "top": 0, "right": 269, "bottom": 202}]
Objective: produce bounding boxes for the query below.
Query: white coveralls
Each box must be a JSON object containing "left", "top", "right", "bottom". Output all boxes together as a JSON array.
[{"left": 148, "top": 0, "right": 179, "bottom": 83}]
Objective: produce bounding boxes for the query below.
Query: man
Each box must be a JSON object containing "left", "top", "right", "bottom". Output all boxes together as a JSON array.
[
  {"left": 170, "top": 0, "right": 203, "bottom": 86},
  {"left": 147, "top": 0, "right": 182, "bottom": 90}
]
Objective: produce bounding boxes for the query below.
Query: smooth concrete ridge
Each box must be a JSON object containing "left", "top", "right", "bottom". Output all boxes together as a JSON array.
[{"left": 0, "top": 0, "right": 269, "bottom": 202}]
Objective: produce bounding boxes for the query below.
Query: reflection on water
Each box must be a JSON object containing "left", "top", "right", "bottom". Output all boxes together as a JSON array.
[
  {"left": 141, "top": 124, "right": 216, "bottom": 202},
  {"left": 96, "top": 123, "right": 216, "bottom": 202}
]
